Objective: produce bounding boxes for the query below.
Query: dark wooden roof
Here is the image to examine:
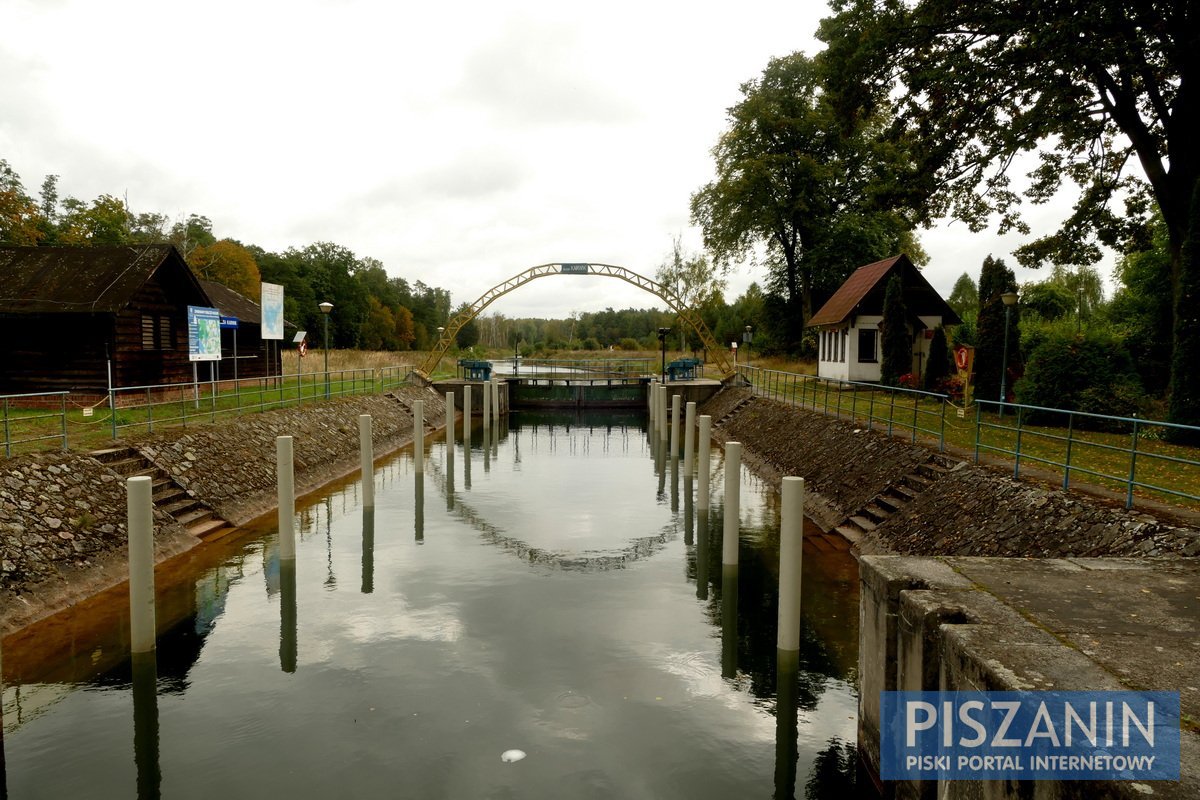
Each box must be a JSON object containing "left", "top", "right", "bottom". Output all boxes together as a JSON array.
[
  {"left": 806, "top": 254, "right": 962, "bottom": 328},
  {"left": 199, "top": 280, "right": 262, "bottom": 325},
  {"left": 0, "top": 244, "right": 206, "bottom": 314}
]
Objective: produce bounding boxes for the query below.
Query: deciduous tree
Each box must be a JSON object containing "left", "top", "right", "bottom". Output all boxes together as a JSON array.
[{"left": 188, "top": 239, "right": 262, "bottom": 298}]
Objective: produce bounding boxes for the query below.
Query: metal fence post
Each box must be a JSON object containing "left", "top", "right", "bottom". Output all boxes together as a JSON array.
[
  {"left": 888, "top": 391, "right": 895, "bottom": 437},
  {"left": 974, "top": 402, "right": 981, "bottom": 463},
  {"left": 911, "top": 394, "right": 919, "bottom": 443},
  {"left": 867, "top": 390, "right": 874, "bottom": 431},
  {"left": 1063, "top": 413, "right": 1075, "bottom": 490},
  {"left": 1126, "top": 420, "right": 1140, "bottom": 509},
  {"left": 3, "top": 398, "right": 10, "bottom": 457},
  {"left": 1013, "top": 406, "right": 1025, "bottom": 479},
  {"left": 938, "top": 399, "right": 946, "bottom": 452},
  {"left": 60, "top": 393, "right": 68, "bottom": 451}
]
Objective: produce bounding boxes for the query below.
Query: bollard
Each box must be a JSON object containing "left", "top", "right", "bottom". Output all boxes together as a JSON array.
[
  {"left": 697, "top": 415, "right": 711, "bottom": 511},
  {"left": 445, "top": 391, "right": 454, "bottom": 450},
  {"left": 683, "top": 401, "right": 696, "bottom": 474},
  {"left": 359, "top": 414, "right": 374, "bottom": 508},
  {"left": 659, "top": 386, "right": 669, "bottom": 442},
  {"left": 722, "top": 442, "right": 741, "bottom": 565},
  {"left": 413, "top": 399, "right": 425, "bottom": 474},
  {"left": 482, "top": 379, "right": 491, "bottom": 435},
  {"left": 463, "top": 384, "right": 472, "bottom": 442},
  {"left": 670, "top": 394, "right": 681, "bottom": 457},
  {"left": 492, "top": 376, "right": 500, "bottom": 420},
  {"left": 127, "top": 475, "right": 156, "bottom": 653},
  {"left": 777, "top": 477, "right": 805, "bottom": 651},
  {"left": 277, "top": 436, "right": 295, "bottom": 560}
]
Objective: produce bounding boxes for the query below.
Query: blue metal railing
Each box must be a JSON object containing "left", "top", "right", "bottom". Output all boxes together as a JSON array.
[
  {"left": 737, "top": 365, "right": 949, "bottom": 452},
  {"left": 974, "top": 399, "right": 1200, "bottom": 509}
]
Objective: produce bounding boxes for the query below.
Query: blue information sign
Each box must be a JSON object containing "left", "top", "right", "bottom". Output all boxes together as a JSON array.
[{"left": 220, "top": 316, "right": 239, "bottom": 329}]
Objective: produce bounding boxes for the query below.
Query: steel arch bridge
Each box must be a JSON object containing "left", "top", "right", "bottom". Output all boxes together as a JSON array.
[{"left": 416, "top": 262, "right": 733, "bottom": 378}]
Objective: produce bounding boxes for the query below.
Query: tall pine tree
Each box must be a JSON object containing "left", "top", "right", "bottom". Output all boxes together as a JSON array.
[
  {"left": 974, "top": 256, "right": 1020, "bottom": 403},
  {"left": 924, "top": 325, "right": 951, "bottom": 391},
  {"left": 880, "top": 274, "right": 910, "bottom": 386},
  {"left": 1168, "top": 178, "right": 1200, "bottom": 442}
]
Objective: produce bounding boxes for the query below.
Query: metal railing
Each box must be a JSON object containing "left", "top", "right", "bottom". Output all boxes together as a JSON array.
[
  {"left": 1, "top": 392, "right": 70, "bottom": 456},
  {"left": 975, "top": 399, "right": 1200, "bottom": 509},
  {"left": 514, "top": 358, "right": 659, "bottom": 379},
  {"left": 0, "top": 367, "right": 415, "bottom": 455},
  {"left": 737, "top": 365, "right": 949, "bottom": 451}
]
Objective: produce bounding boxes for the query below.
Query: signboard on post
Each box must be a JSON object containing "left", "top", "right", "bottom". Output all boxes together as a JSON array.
[
  {"left": 187, "top": 306, "right": 222, "bottom": 362},
  {"left": 220, "top": 316, "right": 239, "bottom": 329},
  {"left": 261, "top": 282, "right": 284, "bottom": 340}
]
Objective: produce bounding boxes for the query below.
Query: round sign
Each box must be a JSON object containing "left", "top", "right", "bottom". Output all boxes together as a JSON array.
[{"left": 954, "top": 346, "right": 968, "bottom": 369}]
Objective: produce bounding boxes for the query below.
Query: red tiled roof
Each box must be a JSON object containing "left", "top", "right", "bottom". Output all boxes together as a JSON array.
[{"left": 806, "top": 256, "right": 904, "bottom": 327}]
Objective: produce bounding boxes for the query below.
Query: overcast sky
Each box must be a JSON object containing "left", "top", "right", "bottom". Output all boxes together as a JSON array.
[{"left": 2, "top": 0, "right": 1103, "bottom": 320}]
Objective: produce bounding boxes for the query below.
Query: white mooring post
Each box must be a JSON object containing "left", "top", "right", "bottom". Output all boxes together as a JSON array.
[
  {"left": 482, "top": 380, "right": 491, "bottom": 435},
  {"left": 697, "top": 415, "right": 712, "bottom": 511},
  {"left": 722, "top": 442, "right": 742, "bottom": 566},
  {"left": 127, "top": 475, "right": 156, "bottom": 653},
  {"left": 659, "top": 386, "right": 669, "bottom": 443},
  {"left": 492, "top": 376, "right": 500, "bottom": 420},
  {"left": 684, "top": 401, "right": 696, "bottom": 474},
  {"left": 413, "top": 399, "right": 425, "bottom": 474},
  {"left": 359, "top": 414, "right": 374, "bottom": 508},
  {"left": 445, "top": 391, "right": 455, "bottom": 449},
  {"left": 277, "top": 435, "right": 295, "bottom": 560},
  {"left": 777, "top": 477, "right": 805, "bottom": 651},
  {"left": 463, "top": 385, "right": 472, "bottom": 442},
  {"left": 670, "top": 394, "right": 681, "bottom": 457}
]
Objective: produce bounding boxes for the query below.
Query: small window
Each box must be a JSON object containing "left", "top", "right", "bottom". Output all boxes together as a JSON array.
[
  {"left": 858, "top": 329, "right": 878, "bottom": 363},
  {"left": 159, "top": 316, "right": 172, "bottom": 349},
  {"left": 142, "top": 315, "right": 156, "bottom": 349}
]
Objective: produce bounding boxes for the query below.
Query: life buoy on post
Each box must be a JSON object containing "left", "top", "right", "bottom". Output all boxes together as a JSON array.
[{"left": 298, "top": 339, "right": 308, "bottom": 358}]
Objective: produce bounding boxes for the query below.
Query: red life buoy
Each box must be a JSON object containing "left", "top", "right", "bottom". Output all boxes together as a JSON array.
[{"left": 298, "top": 340, "right": 308, "bottom": 358}]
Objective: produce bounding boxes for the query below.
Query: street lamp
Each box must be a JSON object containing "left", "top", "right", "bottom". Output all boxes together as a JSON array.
[
  {"left": 319, "top": 301, "right": 333, "bottom": 399},
  {"left": 999, "top": 291, "right": 1018, "bottom": 417},
  {"left": 657, "top": 327, "right": 670, "bottom": 383},
  {"left": 743, "top": 325, "right": 754, "bottom": 367}
]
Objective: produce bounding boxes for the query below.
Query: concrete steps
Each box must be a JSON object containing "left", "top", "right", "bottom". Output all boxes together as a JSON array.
[
  {"left": 829, "top": 455, "right": 959, "bottom": 546},
  {"left": 715, "top": 396, "right": 755, "bottom": 426},
  {"left": 90, "top": 446, "right": 234, "bottom": 541}
]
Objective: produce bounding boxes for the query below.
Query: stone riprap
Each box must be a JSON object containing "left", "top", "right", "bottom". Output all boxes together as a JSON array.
[
  {"left": 0, "top": 385, "right": 447, "bottom": 632},
  {"left": 130, "top": 387, "right": 446, "bottom": 526},
  {"left": 0, "top": 452, "right": 192, "bottom": 614},
  {"left": 703, "top": 388, "right": 1200, "bottom": 558}
]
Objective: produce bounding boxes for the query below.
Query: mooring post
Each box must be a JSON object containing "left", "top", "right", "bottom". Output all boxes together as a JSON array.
[
  {"left": 777, "top": 477, "right": 805, "bottom": 651},
  {"left": 670, "top": 394, "right": 681, "bottom": 456},
  {"left": 463, "top": 384, "right": 472, "bottom": 442},
  {"left": 445, "top": 391, "right": 455, "bottom": 450},
  {"left": 683, "top": 401, "right": 696, "bottom": 474},
  {"left": 722, "top": 442, "right": 741, "bottom": 566},
  {"left": 359, "top": 414, "right": 374, "bottom": 508},
  {"left": 482, "top": 379, "right": 491, "bottom": 435},
  {"left": 277, "top": 435, "right": 295, "bottom": 560},
  {"left": 127, "top": 475, "right": 156, "bottom": 654},
  {"left": 659, "top": 386, "right": 669, "bottom": 443},
  {"left": 492, "top": 376, "right": 501, "bottom": 420},
  {"left": 413, "top": 399, "right": 425, "bottom": 474},
  {"left": 697, "top": 415, "right": 711, "bottom": 512}
]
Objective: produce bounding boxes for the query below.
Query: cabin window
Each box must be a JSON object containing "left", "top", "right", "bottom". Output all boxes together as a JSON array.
[
  {"left": 141, "top": 314, "right": 172, "bottom": 350},
  {"left": 858, "top": 329, "right": 878, "bottom": 363}
]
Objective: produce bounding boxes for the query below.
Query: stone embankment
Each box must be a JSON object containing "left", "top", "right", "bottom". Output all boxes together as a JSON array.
[
  {"left": 702, "top": 387, "right": 1200, "bottom": 558},
  {"left": 0, "top": 385, "right": 447, "bottom": 633}
]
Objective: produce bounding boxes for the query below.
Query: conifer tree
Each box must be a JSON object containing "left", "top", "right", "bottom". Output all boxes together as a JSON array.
[{"left": 880, "top": 274, "right": 910, "bottom": 386}]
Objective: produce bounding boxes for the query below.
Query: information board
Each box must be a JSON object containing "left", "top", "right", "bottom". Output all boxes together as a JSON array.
[{"left": 187, "top": 306, "right": 223, "bottom": 362}]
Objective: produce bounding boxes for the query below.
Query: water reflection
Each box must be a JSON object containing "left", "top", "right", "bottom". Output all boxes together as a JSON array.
[
  {"left": 131, "top": 651, "right": 160, "bottom": 800},
  {"left": 670, "top": 454, "right": 679, "bottom": 513},
  {"left": 775, "top": 648, "right": 799, "bottom": 800},
  {"left": 684, "top": 476, "right": 694, "bottom": 547},
  {"left": 361, "top": 507, "right": 375, "bottom": 594},
  {"left": 696, "top": 509, "right": 710, "bottom": 601},
  {"left": 414, "top": 475, "right": 424, "bottom": 543},
  {"left": 280, "top": 559, "right": 297, "bottom": 673},
  {"left": 721, "top": 565, "right": 738, "bottom": 680}
]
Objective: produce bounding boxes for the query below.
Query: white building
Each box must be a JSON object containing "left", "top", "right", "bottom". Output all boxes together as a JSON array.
[{"left": 806, "top": 255, "right": 961, "bottom": 383}]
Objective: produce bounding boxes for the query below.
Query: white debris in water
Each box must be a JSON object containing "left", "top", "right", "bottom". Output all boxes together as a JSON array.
[{"left": 501, "top": 749, "right": 527, "bottom": 763}]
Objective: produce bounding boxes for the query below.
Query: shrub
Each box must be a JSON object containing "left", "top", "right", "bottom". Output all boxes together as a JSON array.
[
  {"left": 1013, "top": 329, "right": 1147, "bottom": 430},
  {"left": 581, "top": 337, "right": 601, "bottom": 351},
  {"left": 618, "top": 338, "right": 640, "bottom": 351}
]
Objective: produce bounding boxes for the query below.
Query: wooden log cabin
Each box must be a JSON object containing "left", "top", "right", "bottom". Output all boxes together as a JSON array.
[{"left": 0, "top": 244, "right": 278, "bottom": 402}]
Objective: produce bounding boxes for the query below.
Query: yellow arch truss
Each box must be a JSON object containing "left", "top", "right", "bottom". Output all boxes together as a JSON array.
[{"left": 417, "top": 262, "right": 733, "bottom": 378}]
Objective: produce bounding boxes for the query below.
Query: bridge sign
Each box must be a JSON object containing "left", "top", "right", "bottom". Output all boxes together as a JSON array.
[{"left": 560, "top": 263, "right": 589, "bottom": 274}]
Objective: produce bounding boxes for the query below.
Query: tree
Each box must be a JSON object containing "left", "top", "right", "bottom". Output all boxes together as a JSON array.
[
  {"left": 0, "top": 159, "right": 43, "bottom": 245},
  {"left": 655, "top": 235, "right": 726, "bottom": 350},
  {"left": 169, "top": 214, "right": 216, "bottom": 259},
  {"left": 359, "top": 296, "right": 398, "bottom": 350},
  {"left": 187, "top": 239, "right": 261, "bottom": 297},
  {"left": 819, "top": 0, "right": 1199, "bottom": 397},
  {"left": 1169, "top": 179, "right": 1200, "bottom": 441},
  {"left": 690, "top": 52, "right": 921, "bottom": 352},
  {"left": 1109, "top": 214, "right": 1174, "bottom": 394},
  {"left": 880, "top": 274, "right": 910, "bottom": 386},
  {"left": 946, "top": 273, "right": 978, "bottom": 322},
  {"left": 393, "top": 305, "right": 416, "bottom": 350},
  {"left": 56, "top": 194, "right": 131, "bottom": 244},
  {"left": 924, "top": 325, "right": 951, "bottom": 391},
  {"left": 974, "top": 256, "right": 1021, "bottom": 403}
]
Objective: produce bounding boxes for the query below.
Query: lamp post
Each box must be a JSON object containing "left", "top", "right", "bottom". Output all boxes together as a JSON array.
[
  {"left": 657, "top": 327, "right": 670, "bottom": 383},
  {"left": 743, "top": 325, "right": 753, "bottom": 367},
  {"left": 319, "top": 301, "right": 333, "bottom": 399},
  {"left": 999, "top": 291, "right": 1018, "bottom": 417}
]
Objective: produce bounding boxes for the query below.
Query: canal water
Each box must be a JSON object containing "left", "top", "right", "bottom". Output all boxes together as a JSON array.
[{"left": 2, "top": 409, "right": 863, "bottom": 799}]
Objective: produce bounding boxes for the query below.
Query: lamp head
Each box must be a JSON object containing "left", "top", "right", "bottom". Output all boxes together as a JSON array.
[{"left": 319, "top": 301, "right": 334, "bottom": 314}]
